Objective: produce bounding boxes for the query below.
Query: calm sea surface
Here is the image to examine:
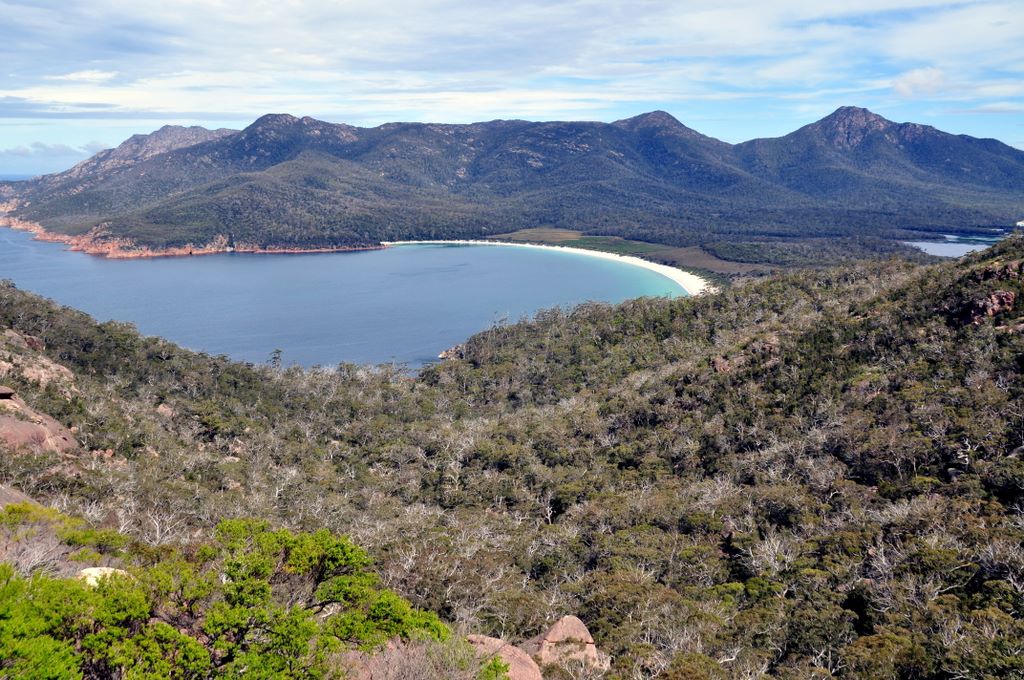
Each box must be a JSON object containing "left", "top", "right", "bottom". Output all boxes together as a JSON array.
[
  {"left": 0, "top": 229, "right": 684, "bottom": 367},
  {"left": 904, "top": 234, "right": 1004, "bottom": 257}
]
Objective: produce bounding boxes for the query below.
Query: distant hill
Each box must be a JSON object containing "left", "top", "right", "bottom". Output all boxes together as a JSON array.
[{"left": 3, "top": 107, "right": 1022, "bottom": 264}]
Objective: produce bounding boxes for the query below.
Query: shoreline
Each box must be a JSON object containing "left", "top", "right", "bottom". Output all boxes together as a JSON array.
[
  {"left": 0, "top": 211, "right": 384, "bottom": 259},
  {"left": 383, "top": 239, "right": 715, "bottom": 296},
  {"left": 0, "top": 209, "right": 713, "bottom": 295}
]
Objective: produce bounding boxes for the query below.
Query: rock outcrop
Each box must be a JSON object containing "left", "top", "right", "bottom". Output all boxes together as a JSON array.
[
  {"left": 0, "top": 330, "right": 83, "bottom": 457},
  {"left": 2, "top": 330, "right": 44, "bottom": 352},
  {"left": 0, "top": 485, "right": 35, "bottom": 507},
  {"left": 0, "top": 329, "right": 76, "bottom": 396},
  {"left": 975, "top": 259, "right": 1023, "bottom": 282},
  {"left": 522, "top": 615, "right": 609, "bottom": 672},
  {"left": 438, "top": 343, "right": 466, "bottom": 361},
  {"left": 76, "top": 567, "right": 130, "bottom": 586},
  {"left": 969, "top": 290, "right": 1016, "bottom": 324},
  {"left": 468, "top": 634, "right": 543, "bottom": 680},
  {"left": 0, "top": 388, "right": 78, "bottom": 454}
]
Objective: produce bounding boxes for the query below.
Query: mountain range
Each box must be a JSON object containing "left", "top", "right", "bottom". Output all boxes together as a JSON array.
[{"left": 2, "top": 106, "right": 1022, "bottom": 263}]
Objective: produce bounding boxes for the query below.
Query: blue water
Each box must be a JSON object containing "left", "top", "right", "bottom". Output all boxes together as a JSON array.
[
  {"left": 904, "top": 234, "right": 1004, "bottom": 257},
  {"left": 0, "top": 229, "right": 684, "bottom": 367}
]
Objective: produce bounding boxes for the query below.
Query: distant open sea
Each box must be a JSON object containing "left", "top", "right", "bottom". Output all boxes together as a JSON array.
[
  {"left": 0, "top": 228, "right": 685, "bottom": 367},
  {"left": 0, "top": 174, "right": 35, "bottom": 181}
]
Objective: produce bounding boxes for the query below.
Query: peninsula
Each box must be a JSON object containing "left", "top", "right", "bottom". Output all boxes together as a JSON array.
[{"left": 0, "top": 210, "right": 384, "bottom": 259}]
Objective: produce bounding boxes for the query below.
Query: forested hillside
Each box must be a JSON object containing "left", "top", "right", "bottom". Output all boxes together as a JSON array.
[
  {"left": 3, "top": 237, "right": 1024, "bottom": 677},
  {"left": 3, "top": 106, "right": 1020, "bottom": 265}
]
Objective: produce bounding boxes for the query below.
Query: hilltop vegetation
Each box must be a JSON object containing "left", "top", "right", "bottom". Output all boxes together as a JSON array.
[
  {"left": 3, "top": 106, "right": 1021, "bottom": 266},
  {"left": 2, "top": 237, "right": 1024, "bottom": 677},
  {"left": 0, "top": 505, "right": 468, "bottom": 679}
]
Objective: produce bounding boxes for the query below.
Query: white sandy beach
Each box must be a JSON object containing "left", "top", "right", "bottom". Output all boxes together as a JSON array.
[{"left": 383, "top": 239, "right": 715, "bottom": 296}]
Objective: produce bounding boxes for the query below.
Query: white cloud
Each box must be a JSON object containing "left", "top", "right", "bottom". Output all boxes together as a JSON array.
[
  {"left": 0, "top": 141, "right": 91, "bottom": 158},
  {"left": 892, "top": 67, "right": 947, "bottom": 97},
  {"left": 0, "top": 0, "right": 1021, "bottom": 147},
  {"left": 44, "top": 70, "right": 119, "bottom": 83},
  {"left": 880, "top": 2, "right": 1023, "bottom": 68}
]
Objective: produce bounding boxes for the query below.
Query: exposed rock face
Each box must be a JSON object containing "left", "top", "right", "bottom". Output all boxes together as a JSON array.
[
  {"left": 0, "top": 215, "right": 386, "bottom": 259},
  {"left": 77, "top": 567, "right": 130, "bottom": 586},
  {"left": 970, "top": 290, "right": 1016, "bottom": 324},
  {"left": 523, "top": 615, "right": 610, "bottom": 672},
  {"left": 46, "top": 125, "right": 237, "bottom": 186},
  {"left": 810, "top": 106, "right": 892, "bottom": 149},
  {"left": 0, "top": 329, "right": 76, "bottom": 396},
  {"left": 438, "top": 343, "right": 466, "bottom": 360},
  {"left": 467, "top": 634, "right": 543, "bottom": 680},
  {"left": 2, "top": 330, "right": 44, "bottom": 352},
  {"left": 0, "top": 485, "right": 35, "bottom": 507},
  {"left": 976, "top": 259, "right": 1023, "bottom": 282},
  {"left": 18, "top": 359, "right": 75, "bottom": 391},
  {"left": 0, "top": 390, "right": 78, "bottom": 454},
  {"left": 340, "top": 638, "right": 490, "bottom": 679}
]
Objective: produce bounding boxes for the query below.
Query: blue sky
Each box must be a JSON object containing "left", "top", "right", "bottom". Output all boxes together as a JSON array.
[{"left": 1, "top": 0, "right": 1022, "bottom": 175}]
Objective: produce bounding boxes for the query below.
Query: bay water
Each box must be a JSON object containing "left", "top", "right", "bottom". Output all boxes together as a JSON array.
[{"left": 0, "top": 229, "right": 684, "bottom": 367}]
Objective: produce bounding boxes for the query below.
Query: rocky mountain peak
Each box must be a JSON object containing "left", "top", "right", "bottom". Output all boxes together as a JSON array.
[
  {"left": 113, "top": 125, "right": 235, "bottom": 158},
  {"left": 238, "top": 114, "right": 358, "bottom": 150},
  {"left": 246, "top": 113, "right": 302, "bottom": 131},
  {"left": 811, "top": 106, "right": 894, "bottom": 149},
  {"left": 611, "top": 110, "right": 725, "bottom": 146},
  {"left": 629, "top": 110, "right": 681, "bottom": 126},
  {"left": 827, "top": 105, "right": 887, "bottom": 123},
  {"left": 613, "top": 110, "right": 687, "bottom": 131},
  {"left": 52, "top": 124, "right": 235, "bottom": 182}
]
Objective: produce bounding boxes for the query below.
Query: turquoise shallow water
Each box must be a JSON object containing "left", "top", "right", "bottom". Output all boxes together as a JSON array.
[{"left": 0, "top": 230, "right": 684, "bottom": 367}]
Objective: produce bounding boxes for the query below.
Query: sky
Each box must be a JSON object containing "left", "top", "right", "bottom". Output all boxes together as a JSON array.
[{"left": 1, "top": 0, "right": 1022, "bottom": 175}]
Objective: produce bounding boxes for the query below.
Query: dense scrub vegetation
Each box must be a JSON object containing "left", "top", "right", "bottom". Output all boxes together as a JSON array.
[
  {"left": 3, "top": 236, "right": 1024, "bottom": 677},
  {"left": 701, "top": 235, "right": 936, "bottom": 267},
  {"left": 0, "top": 504, "right": 497, "bottom": 679}
]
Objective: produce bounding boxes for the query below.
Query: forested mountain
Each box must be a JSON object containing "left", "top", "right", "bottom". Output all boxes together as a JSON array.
[
  {"left": 3, "top": 238, "right": 1024, "bottom": 677},
  {"left": 2, "top": 107, "right": 1021, "bottom": 263}
]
